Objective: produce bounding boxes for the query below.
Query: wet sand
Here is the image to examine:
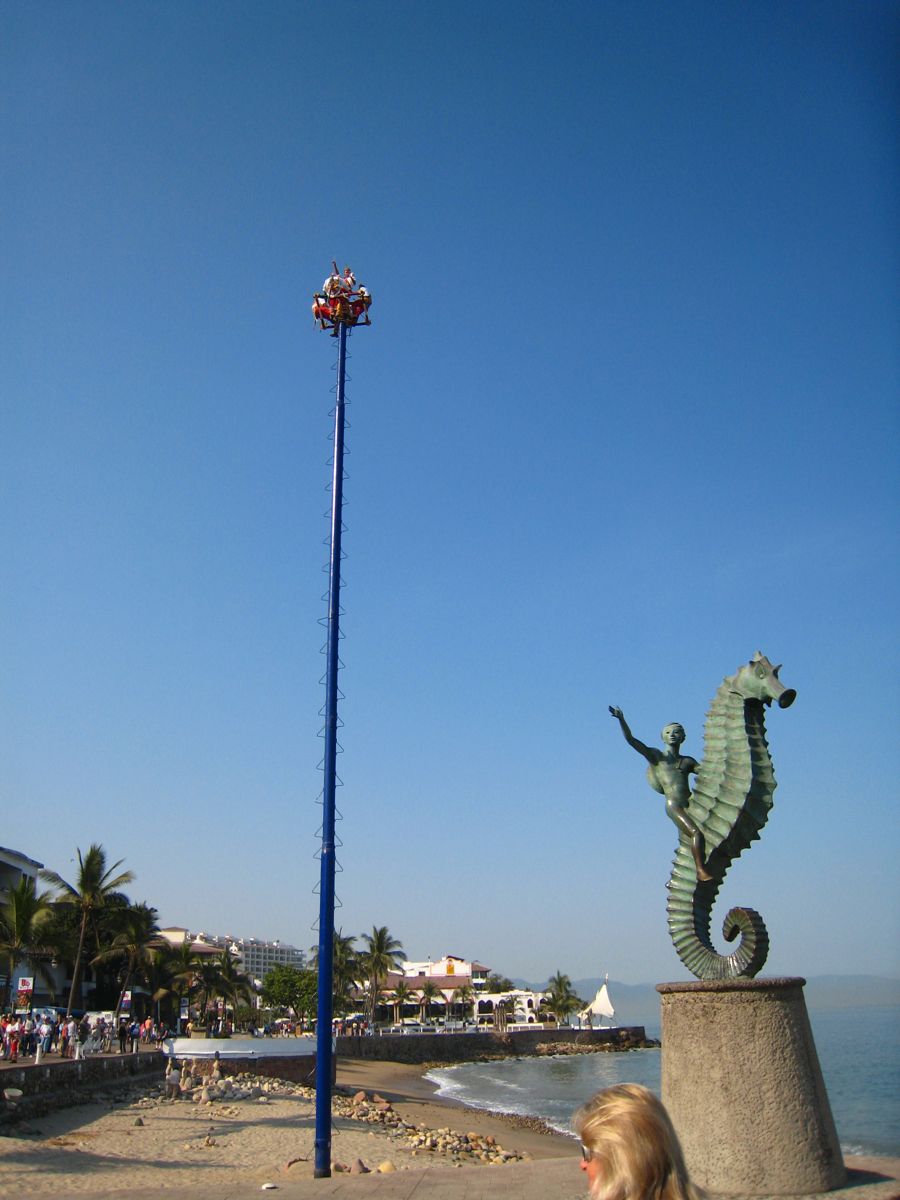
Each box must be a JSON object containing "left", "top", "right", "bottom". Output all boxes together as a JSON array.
[{"left": 335, "top": 1057, "right": 575, "bottom": 1159}]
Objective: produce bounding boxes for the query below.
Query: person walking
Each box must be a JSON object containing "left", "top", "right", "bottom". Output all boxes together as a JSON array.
[
  {"left": 36, "top": 1016, "right": 53, "bottom": 1063},
  {"left": 74, "top": 1015, "right": 90, "bottom": 1060},
  {"left": 6, "top": 1016, "right": 21, "bottom": 1063},
  {"left": 165, "top": 1058, "right": 181, "bottom": 1099}
]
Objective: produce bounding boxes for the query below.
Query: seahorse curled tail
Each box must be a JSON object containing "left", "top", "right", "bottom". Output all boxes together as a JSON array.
[{"left": 666, "top": 654, "right": 792, "bottom": 980}]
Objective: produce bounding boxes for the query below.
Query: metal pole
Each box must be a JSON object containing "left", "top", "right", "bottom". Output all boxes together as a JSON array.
[{"left": 313, "top": 320, "right": 347, "bottom": 1178}]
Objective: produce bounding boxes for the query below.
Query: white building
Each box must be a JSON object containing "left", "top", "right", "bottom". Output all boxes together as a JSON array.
[
  {"left": 401, "top": 955, "right": 490, "bottom": 990},
  {"left": 368, "top": 954, "right": 546, "bottom": 1025},
  {"left": 0, "top": 844, "right": 43, "bottom": 898},
  {"left": 224, "top": 936, "right": 306, "bottom": 980},
  {"left": 158, "top": 927, "right": 305, "bottom": 980},
  {"left": 0, "top": 847, "right": 45, "bottom": 1004}
]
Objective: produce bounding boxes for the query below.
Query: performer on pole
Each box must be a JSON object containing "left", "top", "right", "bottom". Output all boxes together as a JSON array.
[{"left": 312, "top": 261, "right": 372, "bottom": 335}]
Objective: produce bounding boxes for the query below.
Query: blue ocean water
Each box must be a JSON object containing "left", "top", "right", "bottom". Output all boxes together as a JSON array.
[{"left": 425, "top": 1005, "right": 900, "bottom": 1158}]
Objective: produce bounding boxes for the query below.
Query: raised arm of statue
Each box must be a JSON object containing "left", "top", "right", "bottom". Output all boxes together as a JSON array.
[
  {"left": 609, "top": 706, "right": 659, "bottom": 764},
  {"left": 609, "top": 706, "right": 712, "bottom": 882}
]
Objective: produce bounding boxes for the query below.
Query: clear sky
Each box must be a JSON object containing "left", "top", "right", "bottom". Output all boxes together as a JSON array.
[{"left": 3, "top": 1, "right": 898, "bottom": 986}]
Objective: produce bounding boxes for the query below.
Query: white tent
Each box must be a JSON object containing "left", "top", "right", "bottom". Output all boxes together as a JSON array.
[{"left": 579, "top": 976, "right": 616, "bottom": 1026}]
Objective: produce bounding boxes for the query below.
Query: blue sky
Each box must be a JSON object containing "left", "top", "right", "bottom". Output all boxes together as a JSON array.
[{"left": 3, "top": 1, "right": 898, "bottom": 985}]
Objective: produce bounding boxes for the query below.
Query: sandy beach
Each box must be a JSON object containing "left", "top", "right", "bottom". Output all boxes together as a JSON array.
[{"left": 0, "top": 1056, "right": 576, "bottom": 1194}]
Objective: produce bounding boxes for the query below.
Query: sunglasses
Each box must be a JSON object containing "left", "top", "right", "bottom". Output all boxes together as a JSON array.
[{"left": 581, "top": 1144, "right": 593, "bottom": 1162}]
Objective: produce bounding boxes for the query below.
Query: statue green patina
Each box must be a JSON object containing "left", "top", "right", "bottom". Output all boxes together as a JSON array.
[
  {"left": 609, "top": 710, "right": 714, "bottom": 881},
  {"left": 611, "top": 652, "right": 796, "bottom": 980}
]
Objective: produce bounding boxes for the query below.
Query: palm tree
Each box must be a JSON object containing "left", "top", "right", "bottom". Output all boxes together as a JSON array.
[
  {"left": 389, "top": 978, "right": 415, "bottom": 1024},
  {"left": 418, "top": 979, "right": 441, "bottom": 1024},
  {"left": 0, "top": 876, "right": 55, "bottom": 1010},
  {"left": 40, "top": 844, "right": 135, "bottom": 1016},
  {"left": 142, "top": 947, "right": 179, "bottom": 1029},
  {"left": 451, "top": 983, "right": 475, "bottom": 1023},
  {"left": 154, "top": 939, "right": 202, "bottom": 1031},
  {"left": 309, "top": 928, "right": 360, "bottom": 1016},
  {"left": 92, "top": 902, "right": 160, "bottom": 1021},
  {"left": 192, "top": 952, "right": 255, "bottom": 1032},
  {"left": 193, "top": 958, "right": 224, "bottom": 1030},
  {"left": 545, "top": 970, "right": 581, "bottom": 1026},
  {"left": 216, "top": 951, "right": 255, "bottom": 1029},
  {"left": 359, "top": 926, "right": 404, "bottom": 1022},
  {"left": 332, "top": 930, "right": 361, "bottom": 1014}
]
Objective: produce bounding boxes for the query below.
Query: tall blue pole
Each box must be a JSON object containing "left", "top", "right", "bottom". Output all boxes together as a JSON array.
[{"left": 314, "top": 320, "right": 348, "bottom": 1178}]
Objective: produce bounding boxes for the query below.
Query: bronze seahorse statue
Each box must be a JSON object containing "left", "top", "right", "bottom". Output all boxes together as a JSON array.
[{"left": 611, "top": 653, "right": 795, "bottom": 980}]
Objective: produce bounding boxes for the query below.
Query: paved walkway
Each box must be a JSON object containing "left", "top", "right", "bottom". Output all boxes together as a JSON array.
[
  {"left": 28, "top": 1155, "right": 900, "bottom": 1200},
  {"left": 0, "top": 1046, "right": 161, "bottom": 1070}
]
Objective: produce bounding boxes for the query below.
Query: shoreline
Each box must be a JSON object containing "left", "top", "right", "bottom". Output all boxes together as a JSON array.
[{"left": 335, "top": 1056, "right": 575, "bottom": 1160}]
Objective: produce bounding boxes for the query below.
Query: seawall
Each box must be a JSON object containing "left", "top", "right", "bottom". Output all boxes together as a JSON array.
[
  {"left": 335, "top": 1025, "right": 650, "bottom": 1063},
  {"left": 0, "top": 1052, "right": 164, "bottom": 1125}
]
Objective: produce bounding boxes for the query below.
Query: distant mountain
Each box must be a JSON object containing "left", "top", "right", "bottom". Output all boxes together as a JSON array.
[{"left": 511, "top": 974, "right": 900, "bottom": 1027}]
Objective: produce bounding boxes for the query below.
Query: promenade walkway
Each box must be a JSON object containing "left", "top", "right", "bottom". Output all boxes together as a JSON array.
[
  {"left": 0, "top": 1044, "right": 162, "bottom": 1070},
  {"left": 29, "top": 1154, "right": 900, "bottom": 1200}
]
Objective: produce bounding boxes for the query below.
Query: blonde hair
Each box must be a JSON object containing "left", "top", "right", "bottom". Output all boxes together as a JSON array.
[{"left": 573, "top": 1084, "right": 704, "bottom": 1200}]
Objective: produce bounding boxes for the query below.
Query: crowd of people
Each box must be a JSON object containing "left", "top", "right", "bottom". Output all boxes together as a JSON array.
[{"left": 0, "top": 1012, "right": 169, "bottom": 1063}]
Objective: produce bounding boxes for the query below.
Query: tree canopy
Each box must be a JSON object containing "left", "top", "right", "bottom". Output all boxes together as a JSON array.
[{"left": 261, "top": 964, "right": 318, "bottom": 1026}]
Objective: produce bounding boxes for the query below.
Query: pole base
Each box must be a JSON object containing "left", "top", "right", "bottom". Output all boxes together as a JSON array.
[{"left": 657, "top": 977, "right": 846, "bottom": 1195}]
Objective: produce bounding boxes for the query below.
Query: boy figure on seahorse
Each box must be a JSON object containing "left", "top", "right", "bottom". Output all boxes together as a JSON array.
[
  {"left": 608, "top": 707, "right": 714, "bottom": 881},
  {"left": 610, "top": 655, "right": 796, "bottom": 979}
]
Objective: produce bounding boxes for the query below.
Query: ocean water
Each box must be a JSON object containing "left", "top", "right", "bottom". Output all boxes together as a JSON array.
[{"left": 425, "top": 1005, "right": 900, "bottom": 1158}]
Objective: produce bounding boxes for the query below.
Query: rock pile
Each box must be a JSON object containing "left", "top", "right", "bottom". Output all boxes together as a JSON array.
[
  {"left": 535, "top": 1034, "right": 658, "bottom": 1055},
  {"left": 334, "top": 1088, "right": 526, "bottom": 1166}
]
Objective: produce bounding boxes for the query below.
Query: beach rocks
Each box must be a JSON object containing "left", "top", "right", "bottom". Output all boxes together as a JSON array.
[
  {"left": 93, "top": 1071, "right": 526, "bottom": 1175},
  {"left": 334, "top": 1089, "right": 525, "bottom": 1167},
  {"left": 534, "top": 1035, "right": 658, "bottom": 1055}
]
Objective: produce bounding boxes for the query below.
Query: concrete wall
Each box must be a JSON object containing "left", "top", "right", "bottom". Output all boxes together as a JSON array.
[
  {"left": 0, "top": 1053, "right": 164, "bottom": 1124},
  {"left": 185, "top": 1055, "right": 320, "bottom": 1084},
  {"left": 335, "top": 1025, "right": 648, "bottom": 1064}
]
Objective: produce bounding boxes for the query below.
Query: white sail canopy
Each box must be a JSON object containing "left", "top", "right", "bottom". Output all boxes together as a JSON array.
[{"left": 580, "top": 978, "right": 615, "bottom": 1023}]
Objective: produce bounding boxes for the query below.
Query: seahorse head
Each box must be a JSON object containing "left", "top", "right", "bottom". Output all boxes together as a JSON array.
[{"left": 730, "top": 652, "right": 796, "bottom": 708}]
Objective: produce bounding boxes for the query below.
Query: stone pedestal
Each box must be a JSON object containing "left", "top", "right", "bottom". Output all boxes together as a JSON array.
[{"left": 657, "top": 977, "right": 846, "bottom": 1196}]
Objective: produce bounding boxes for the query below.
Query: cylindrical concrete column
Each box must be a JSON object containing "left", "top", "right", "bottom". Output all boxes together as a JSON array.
[{"left": 657, "top": 978, "right": 845, "bottom": 1195}]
